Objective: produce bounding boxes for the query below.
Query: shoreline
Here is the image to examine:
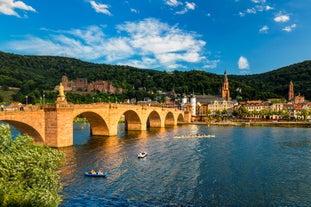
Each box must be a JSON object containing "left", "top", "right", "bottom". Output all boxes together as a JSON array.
[{"left": 191, "top": 121, "right": 311, "bottom": 128}]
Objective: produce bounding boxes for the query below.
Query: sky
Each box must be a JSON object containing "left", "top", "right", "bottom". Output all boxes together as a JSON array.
[{"left": 0, "top": 0, "right": 310, "bottom": 75}]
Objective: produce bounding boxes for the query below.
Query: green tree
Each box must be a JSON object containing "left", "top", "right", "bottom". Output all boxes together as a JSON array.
[{"left": 0, "top": 124, "right": 65, "bottom": 207}]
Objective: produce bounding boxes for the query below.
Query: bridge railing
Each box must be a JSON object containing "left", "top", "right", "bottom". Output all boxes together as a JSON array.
[{"left": 0, "top": 104, "right": 42, "bottom": 112}]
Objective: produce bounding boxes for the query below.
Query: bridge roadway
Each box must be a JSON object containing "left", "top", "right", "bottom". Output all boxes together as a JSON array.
[{"left": 0, "top": 102, "right": 187, "bottom": 147}]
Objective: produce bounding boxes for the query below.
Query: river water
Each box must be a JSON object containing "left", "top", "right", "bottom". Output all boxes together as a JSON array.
[{"left": 58, "top": 124, "right": 311, "bottom": 206}]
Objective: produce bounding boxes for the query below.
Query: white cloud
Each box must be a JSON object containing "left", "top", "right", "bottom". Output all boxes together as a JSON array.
[
  {"left": 246, "top": 8, "right": 256, "bottom": 14},
  {"left": 164, "top": 0, "right": 182, "bottom": 7},
  {"left": 238, "top": 56, "right": 250, "bottom": 70},
  {"left": 282, "top": 24, "right": 296, "bottom": 32},
  {"left": 251, "top": 0, "right": 266, "bottom": 3},
  {"left": 259, "top": 25, "right": 269, "bottom": 33},
  {"left": 274, "top": 14, "right": 290, "bottom": 23},
  {"left": 90, "top": 0, "right": 112, "bottom": 16},
  {"left": 185, "top": 2, "right": 196, "bottom": 10},
  {"left": 239, "top": 1, "right": 272, "bottom": 16},
  {"left": 0, "top": 0, "right": 36, "bottom": 17},
  {"left": 130, "top": 8, "right": 138, "bottom": 13},
  {"left": 172, "top": 0, "right": 197, "bottom": 14},
  {"left": 5, "top": 18, "right": 215, "bottom": 71},
  {"left": 116, "top": 18, "right": 206, "bottom": 68}
]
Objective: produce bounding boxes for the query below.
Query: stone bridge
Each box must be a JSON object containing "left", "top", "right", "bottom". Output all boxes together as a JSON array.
[{"left": 0, "top": 103, "right": 188, "bottom": 147}]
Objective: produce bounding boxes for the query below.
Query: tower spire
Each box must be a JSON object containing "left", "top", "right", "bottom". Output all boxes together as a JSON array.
[{"left": 221, "top": 70, "right": 231, "bottom": 101}]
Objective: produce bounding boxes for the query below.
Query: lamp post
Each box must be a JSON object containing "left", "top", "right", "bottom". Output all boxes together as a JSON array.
[{"left": 25, "top": 96, "right": 28, "bottom": 105}]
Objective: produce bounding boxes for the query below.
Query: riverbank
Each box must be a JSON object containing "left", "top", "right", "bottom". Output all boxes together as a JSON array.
[{"left": 192, "top": 120, "right": 311, "bottom": 127}]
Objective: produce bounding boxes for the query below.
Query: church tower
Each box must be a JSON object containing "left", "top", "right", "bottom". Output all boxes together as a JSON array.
[
  {"left": 221, "top": 70, "right": 231, "bottom": 101},
  {"left": 288, "top": 81, "right": 294, "bottom": 102}
]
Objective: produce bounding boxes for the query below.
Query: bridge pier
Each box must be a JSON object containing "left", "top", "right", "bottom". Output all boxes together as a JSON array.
[{"left": 44, "top": 104, "right": 74, "bottom": 147}]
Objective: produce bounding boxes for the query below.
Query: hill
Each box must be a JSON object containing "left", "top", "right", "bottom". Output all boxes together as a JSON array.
[
  {"left": 229, "top": 61, "right": 311, "bottom": 100},
  {"left": 0, "top": 51, "right": 310, "bottom": 102}
]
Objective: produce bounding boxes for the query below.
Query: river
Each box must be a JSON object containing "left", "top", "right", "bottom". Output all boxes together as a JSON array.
[{"left": 58, "top": 124, "right": 311, "bottom": 206}]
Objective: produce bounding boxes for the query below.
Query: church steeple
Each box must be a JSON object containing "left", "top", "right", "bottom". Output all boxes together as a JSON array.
[
  {"left": 221, "top": 70, "right": 231, "bottom": 101},
  {"left": 288, "top": 80, "right": 294, "bottom": 102}
]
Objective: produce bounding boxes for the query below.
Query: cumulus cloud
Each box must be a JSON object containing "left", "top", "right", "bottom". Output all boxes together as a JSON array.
[
  {"left": 5, "top": 18, "right": 217, "bottom": 71},
  {"left": 259, "top": 25, "right": 269, "bottom": 33},
  {"left": 116, "top": 18, "right": 206, "bottom": 68},
  {"left": 282, "top": 24, "right": 296, "bottom": 32},
  {"left": 274, "top": 14, "right": 290, "bottom": 23},
  {"left": 90, "top": 0, "right": 112, "bottom": 16},
  {"left": 0, "top": 0, "right": 36, "bottom": 17},
  {"left": 238, "top": 56, "right": 250, "bottom": 70}
]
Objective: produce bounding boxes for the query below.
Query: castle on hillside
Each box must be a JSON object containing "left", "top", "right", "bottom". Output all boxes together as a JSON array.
[{"left": 54, "top": 75, "right": 124, "bottom": 94}]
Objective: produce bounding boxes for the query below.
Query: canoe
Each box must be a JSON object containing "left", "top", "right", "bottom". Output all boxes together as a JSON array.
[{"left": 84, "top": 172, "right": 106, "bottom": 177}]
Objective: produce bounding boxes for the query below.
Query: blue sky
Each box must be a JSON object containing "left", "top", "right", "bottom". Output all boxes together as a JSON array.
[{"left": 0, "top": 0, "right": 310, "bottom": 75}]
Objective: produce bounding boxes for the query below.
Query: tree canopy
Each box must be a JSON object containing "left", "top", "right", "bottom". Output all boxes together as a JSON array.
[
  {"left": 1, "top": 51, "right": 311, "bottom": 103},
  {"left": 0, "top": 124, "right": 65, "bottom": 207}
]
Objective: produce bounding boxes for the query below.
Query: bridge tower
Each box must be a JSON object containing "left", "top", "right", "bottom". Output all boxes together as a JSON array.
[{"left": 44, "top": 83, "right": 74, "bottom": 147}]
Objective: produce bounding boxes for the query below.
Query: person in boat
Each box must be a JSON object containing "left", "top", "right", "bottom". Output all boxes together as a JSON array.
[
  {"left": 97, "top": 169, "right": 104, "bottom": 174},
  {"left": 90, "top": 169, "right": 96, "bottom": 174}
]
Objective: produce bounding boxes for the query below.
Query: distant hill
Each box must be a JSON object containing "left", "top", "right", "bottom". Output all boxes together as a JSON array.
[
  {"left": 0, "top": 51, "right": 310, "bottom": 102},
  {"left": 229, "top": 61, "right": 311, "bottom": 100}
]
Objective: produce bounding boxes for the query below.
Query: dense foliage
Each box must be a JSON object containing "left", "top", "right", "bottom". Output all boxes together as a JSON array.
[
  {"left": 1, "top": 51, "right": 311, "bottom": 102},
  {"left": 0, "top": 124, "right": 65, "bottom": 207}
]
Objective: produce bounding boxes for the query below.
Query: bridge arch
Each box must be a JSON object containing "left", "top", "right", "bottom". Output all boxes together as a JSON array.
[
  {"left": 177, "top": 113, "right": 184, "bottom": 123},
  {"left": 123, "top": 110, "right": 142, "bottom": 131},
  {"left": 75, "top": 111, "right": 109, "bottom": 136},
  {"left": 2, "top": 120, "right": 44, "bottom": 143},
  {"left": 164, "top": 112, "right": 175, "bottom": 126},
  {"left": 147, "top": 111, "right": 162, "bottom": 128}
]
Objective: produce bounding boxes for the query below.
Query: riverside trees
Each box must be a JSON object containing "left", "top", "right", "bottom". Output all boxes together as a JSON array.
[{"left": 0, "top": 124, "right": 65, "bottom": 207}]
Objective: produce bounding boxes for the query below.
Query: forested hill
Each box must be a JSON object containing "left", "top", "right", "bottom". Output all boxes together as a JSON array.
[{"left": 0, "top": 51, "right": 311, "bottom": 101}]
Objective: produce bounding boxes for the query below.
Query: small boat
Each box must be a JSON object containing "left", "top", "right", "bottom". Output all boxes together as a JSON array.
[
  {"left": 84, "top": 169, "right": 106, "bottom": 177},
  {"left": 173, "top": 134, "right": 216, "bottom": 139},
  {"left": 137, "top": 151, "right": 147, "bottom": 158}
]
